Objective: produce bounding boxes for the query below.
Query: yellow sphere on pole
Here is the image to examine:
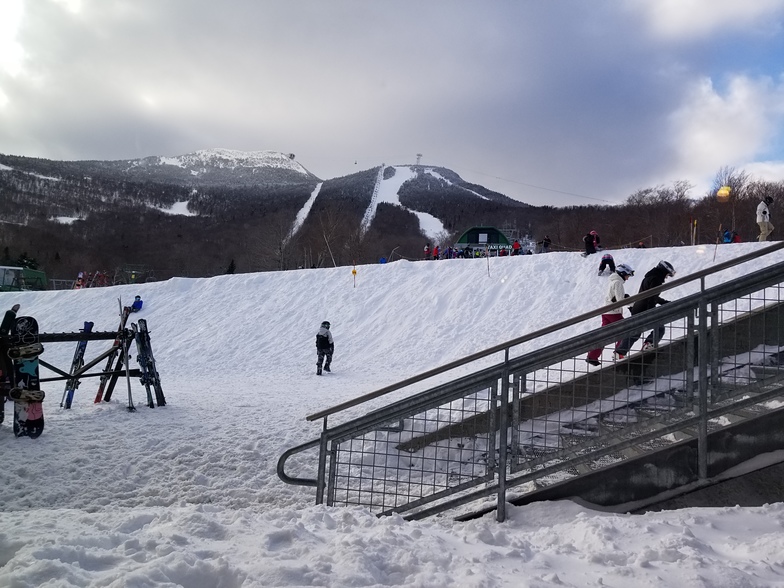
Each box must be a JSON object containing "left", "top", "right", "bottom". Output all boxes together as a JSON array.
[{"left": 717, "top": 186, "right": 731, "bottom": 202}]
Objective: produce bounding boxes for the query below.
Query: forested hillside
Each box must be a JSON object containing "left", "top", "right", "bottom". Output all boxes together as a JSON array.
[{"left": 1, "top": 152, "right": 782, "bottom": 286}]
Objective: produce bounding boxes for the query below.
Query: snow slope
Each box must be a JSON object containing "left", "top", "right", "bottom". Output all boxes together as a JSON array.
[{"left": 3, "top": 242, "right": 784, "bottom": 587}]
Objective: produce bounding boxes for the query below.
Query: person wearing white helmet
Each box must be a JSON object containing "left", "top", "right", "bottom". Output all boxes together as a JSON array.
[
  {"left": 757, "top": 196, "right": 774, "bottom": 241},
  {"left": 585, "top": 264, "right": 635, "bottom": 366},
  {"left": 315, "top": 320, "right": 334, "bottom": 375},
  {"left": 614, "top": 260, "right": 675, "bottom": 359}
]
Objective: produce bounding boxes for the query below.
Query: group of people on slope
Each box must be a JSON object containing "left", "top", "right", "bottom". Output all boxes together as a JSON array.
[
  {"left": 585, "top": 259, "right": 676, "bottom": 366},
  {"left": 584, "top": 194, "right": 775, "bottom": 255}
]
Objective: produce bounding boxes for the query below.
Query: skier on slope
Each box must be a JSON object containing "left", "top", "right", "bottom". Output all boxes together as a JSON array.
[
  {"left": 316, "top": 321, "right": 334, "bottom": 375},
  {"left": 614, "top": 260, "right": 676, "bottom": 359},
  {"left": 131, "top": 295, "right": 143, "bottom": 313},
  {"left": 585, "top": 264, "right": 634, "bottom": 366}
]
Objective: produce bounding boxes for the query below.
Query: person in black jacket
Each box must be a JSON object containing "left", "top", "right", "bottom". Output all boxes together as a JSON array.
[
  {"left": 583, "top": 231, "right": 599, "bottom": 255},
  {"left": 315, "top": 320, "right": 334, "bottom": 375},
  {"left": 614, "top": 261, "right": 675, "bottom": 358}
]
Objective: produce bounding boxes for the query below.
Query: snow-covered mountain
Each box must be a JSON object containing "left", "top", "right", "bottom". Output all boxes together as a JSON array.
[{"left": 133, "top": 148, "right": 316, "bottom": 184}]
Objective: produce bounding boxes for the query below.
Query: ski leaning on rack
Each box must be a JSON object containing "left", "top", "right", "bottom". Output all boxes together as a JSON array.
[
  {"left": 9, "top": 316, "right": 45, "bottom": 438},
  {"left": 134, "top": 318, "right": 165, "bottom": 407},
  {"left": 94, "top": 301, "right": 132, "bottom": 403},
  {"left": 60, "top": 321, "right": 94, "bottom": 409}
]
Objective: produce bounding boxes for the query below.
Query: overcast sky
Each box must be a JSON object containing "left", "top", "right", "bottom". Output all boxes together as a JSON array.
[{"left": 1, "top": 0, "right": 783, "bottom": 206}]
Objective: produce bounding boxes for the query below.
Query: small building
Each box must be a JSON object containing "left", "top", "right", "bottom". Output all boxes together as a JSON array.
[
  {"left": 0, "top": 266, "right": 48, "bottom": 291},
  {"left": 455, "top": 226, "right": 512, "bottom": 255}
]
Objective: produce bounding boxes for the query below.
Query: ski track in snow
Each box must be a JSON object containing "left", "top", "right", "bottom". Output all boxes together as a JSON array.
[{"left": 2, "top": 242, "right": 784, "bottom": 586}]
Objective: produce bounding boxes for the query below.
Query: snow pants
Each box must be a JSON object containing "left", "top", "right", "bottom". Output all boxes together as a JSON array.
[
  {"left": 317, "top": 349, "right": 332, "bottom": 371},
  {"left": 586, "top": 313, "right": 624, "bottom": 361},
  {"left": 598, "top": 258, "right": 616, "bottom": 274},
  {"left": 758, "top": 221, "right": 774, "bottom": 242},
  {"left": 616, "top": 325, "right": 666, "bottom": 356}
]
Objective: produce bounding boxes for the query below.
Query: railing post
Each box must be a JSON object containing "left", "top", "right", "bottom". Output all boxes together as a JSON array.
[
  {"left": 316, "top": 417, "right": 329, "bottom": 504},
  {"left": 697, "top": 287, "right": 709, "bottom": 480},
  {"left": 496, "top": 348, "right": 510, "bottom": 522},
  {"left": 686, "top": 311, "right": 695, "bottom": 404}
]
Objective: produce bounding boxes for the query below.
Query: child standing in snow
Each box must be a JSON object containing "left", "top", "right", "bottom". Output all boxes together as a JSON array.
[{"left": 316, "top": 321, "right": 334, "bottom": 375}]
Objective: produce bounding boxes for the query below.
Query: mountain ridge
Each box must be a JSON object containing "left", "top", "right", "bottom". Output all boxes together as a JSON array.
[{"left": 0, "top": 149, "right": 533, "bottom": 279}]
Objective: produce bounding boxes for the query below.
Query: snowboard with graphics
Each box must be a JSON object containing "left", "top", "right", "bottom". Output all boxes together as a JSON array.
[{"left": 9, "top": 316, "right": 45, "bottom": 438}]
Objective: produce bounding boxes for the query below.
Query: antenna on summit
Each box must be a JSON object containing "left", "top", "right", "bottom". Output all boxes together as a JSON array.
[{"left": 416, "top": 153, "right": 422, "bottom": 165}]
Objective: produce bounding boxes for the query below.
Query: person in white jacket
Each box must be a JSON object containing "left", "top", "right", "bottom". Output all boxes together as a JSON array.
[
  {"left": 585, "top": 264, "right": 634, "bottom": 366},
  {"left": 757, "top": 196, "right": 774, "bottom": 241}
]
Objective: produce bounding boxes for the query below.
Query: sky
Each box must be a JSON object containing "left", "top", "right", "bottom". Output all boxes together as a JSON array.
[
  {"left": 0, "top": 1, "right": 783, "bottom": 207},
  {"left": 4, "top": 240, "right": 784, "bottom": 586}
]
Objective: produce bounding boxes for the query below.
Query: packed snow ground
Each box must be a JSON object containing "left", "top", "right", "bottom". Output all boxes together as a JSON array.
[{"left": 3, "top": 242, "right": 784, "bottom": 587}]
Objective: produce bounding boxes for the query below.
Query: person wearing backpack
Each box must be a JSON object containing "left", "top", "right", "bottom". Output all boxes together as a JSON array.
[
  {"left": 614, "top": 260, "right": 676, "bottom": 358},
  {"left": 315, "top": 321, "right": 334, "bottom": 375}
]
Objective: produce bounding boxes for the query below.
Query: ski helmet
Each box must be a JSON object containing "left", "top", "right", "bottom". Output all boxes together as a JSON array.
[
  {"left": 657, "top": 260, "right": 675, "bottom": 277},
  {"left": 616, "top": 263, "right": 635, "bottom": 278},
  {"left": 321, "top": 321, "right": 330, "bottom": 329},
  {"left": 590, "top": 230, "right": 597, "bottom": 236}
]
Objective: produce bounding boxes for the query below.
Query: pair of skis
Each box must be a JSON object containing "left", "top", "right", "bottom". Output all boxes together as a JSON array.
[
  {"left": 132, "top": 319, "right": 166, "bottom": 408},
  {"left": 60, "top": 321, "right": 94, "bottom": 409},
  {"left": 93, "top": 299, "right": 133, "bottom": 406}
]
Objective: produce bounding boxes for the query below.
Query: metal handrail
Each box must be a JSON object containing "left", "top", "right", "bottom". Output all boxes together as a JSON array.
[
  {"left": 306, "top": 241, "right": 784, "bottom": 422},
  {"left": 279, "top": 245, "right": 784, "bottom": 510}
]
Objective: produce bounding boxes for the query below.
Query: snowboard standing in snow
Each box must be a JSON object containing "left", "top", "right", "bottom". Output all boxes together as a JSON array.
[
  {"left": 9, "top": 316, "right": 45, "bottom": 438},
  {"left": 61, "top": 321, "right": 94, "bottom": 409}
]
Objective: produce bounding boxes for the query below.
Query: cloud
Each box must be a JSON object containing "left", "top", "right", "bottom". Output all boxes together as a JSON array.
[
  {"left": 0, "top": 1, "right": 782, "bottom": 207},
  {"left": 0, "top": 0, "right": 24, "bottom": 77},
  {"left": 667, "top": 74, "right": 784, "bottom": 194},
  {"left": 638, "top": 0, "right": 784, "bottom": 39}
]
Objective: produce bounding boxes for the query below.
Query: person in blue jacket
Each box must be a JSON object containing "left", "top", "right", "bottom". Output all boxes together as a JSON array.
[{"left": 131, "top": 295, "right": 143, "bottom": 313}]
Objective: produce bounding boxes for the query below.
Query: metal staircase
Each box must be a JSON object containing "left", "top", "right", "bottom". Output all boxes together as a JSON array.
[{"left": 279, "top": 242, "right": 784, "bottom": 521}]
